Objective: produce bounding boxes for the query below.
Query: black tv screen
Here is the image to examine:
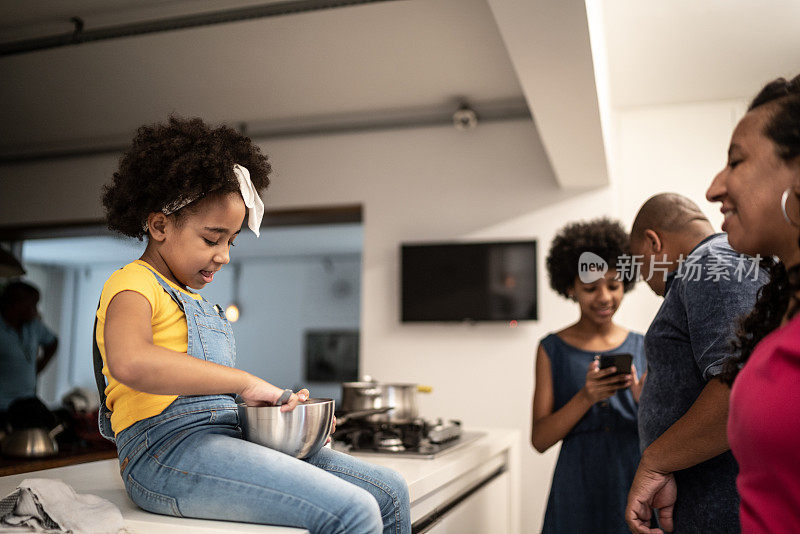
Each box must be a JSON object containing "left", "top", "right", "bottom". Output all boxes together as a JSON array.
[{"left": 401, "top": 240, "right": 537, "bottom": 322}]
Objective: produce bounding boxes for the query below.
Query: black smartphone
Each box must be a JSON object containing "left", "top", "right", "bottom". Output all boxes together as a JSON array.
[{"left": 599, "top": 353, "right": 633, "bottom": 376}]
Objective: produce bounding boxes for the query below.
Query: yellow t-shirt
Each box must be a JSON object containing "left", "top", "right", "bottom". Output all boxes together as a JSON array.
[{"left": 96, "top": 260, "right": 203, "bottom": 435}]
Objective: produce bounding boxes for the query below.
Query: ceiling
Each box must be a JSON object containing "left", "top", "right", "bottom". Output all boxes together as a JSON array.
[
  {"left": 21, "top": 223, "right": 364, "bottom": 266},
  {"left": 0, "top": 0, "right": 525, "bottom": 152},
  {"left": 602, "top": 0, "right": 800, "bottom": 108},
  {"left": 1, "top": 0, "right": 798, "bottom": 188},
  {"left": 0, "top": 0, "right": 612, "bottom": 188},
  {"left": 0, "top": 0, "right": 202, "bottom": 33}
]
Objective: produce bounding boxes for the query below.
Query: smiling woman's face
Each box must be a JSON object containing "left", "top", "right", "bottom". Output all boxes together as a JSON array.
[{"left": 706, "top": 107, "right": 800, "bottom": 260}]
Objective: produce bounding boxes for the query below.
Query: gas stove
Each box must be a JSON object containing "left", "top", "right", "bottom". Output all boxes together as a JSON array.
[{"left": 332, "top": 418, "right": 484, "bottom": 459}]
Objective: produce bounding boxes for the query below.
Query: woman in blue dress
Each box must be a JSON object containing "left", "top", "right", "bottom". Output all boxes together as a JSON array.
[{"left": 532, "top": 218, "right": 646, "bottom": 533}]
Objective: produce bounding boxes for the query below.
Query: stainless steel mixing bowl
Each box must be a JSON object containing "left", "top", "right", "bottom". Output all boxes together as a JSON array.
[{"left": 238, "top": 398, "right": 334, "bottom": 459}]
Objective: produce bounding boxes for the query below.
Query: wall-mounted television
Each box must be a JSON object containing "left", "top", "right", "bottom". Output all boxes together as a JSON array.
[{"left": 401, "top": 240, "right": 537, "bottom": 322}]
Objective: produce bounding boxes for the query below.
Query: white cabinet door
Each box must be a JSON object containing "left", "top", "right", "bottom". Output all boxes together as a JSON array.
[{"left": 423, "top": 471, "right": 510, "bottom": 534}]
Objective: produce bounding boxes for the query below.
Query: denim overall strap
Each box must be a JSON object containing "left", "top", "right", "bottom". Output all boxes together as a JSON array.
[
  {"left": 138, "top": 265, "right": 237, "bottom": 368},
  {"left": 96, "top": 264, "right": 238, "bottom": 441}
]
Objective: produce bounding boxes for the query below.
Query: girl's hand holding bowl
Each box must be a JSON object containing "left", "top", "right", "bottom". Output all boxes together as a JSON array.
[
  {"left": 240, "top": 376, "right": 309, "bottom": 412},
  {"left": 326, "top": 417, "right": 337, "bottom": 445},
  {"left": 277, "top": 389, "right": 310, "bottom": 412}
]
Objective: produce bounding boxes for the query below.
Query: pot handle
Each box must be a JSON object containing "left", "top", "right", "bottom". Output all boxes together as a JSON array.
[
  {"left": 417, "top": 385, "right": 433, "bottom": 393},
  {"left": 48, "top": 423, "right": 65, "bottom": 440},
  {"left": 336, "top": 407, "right": 392, "bottom": 425}
]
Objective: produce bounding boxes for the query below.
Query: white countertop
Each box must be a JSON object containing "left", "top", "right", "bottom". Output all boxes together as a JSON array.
[
  {"left": 354, "top": 427, "right": 518, "bottom": 522},
  {"left": 0, "top": 428, "right": 519, "bottom": 533}
]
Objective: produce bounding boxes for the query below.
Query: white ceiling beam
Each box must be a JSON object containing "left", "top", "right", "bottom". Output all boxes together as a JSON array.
[{"left": 486, "top": 0, "right": 609, "bottom": 189}]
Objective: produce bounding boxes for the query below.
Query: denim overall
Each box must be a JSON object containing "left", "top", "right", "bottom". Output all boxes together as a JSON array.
[
  {"left": 94, "top": 265, "right": 236, "bottom": 442},
  {"left": 96, "top": 265, "right": 410, "bottom": 534}
]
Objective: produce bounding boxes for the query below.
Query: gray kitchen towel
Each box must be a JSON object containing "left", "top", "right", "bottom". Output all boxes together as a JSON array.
[{"left": 0, "top": 478, "right": 126, "bottom": 533}]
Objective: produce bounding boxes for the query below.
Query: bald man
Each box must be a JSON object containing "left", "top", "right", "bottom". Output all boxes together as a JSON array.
[{"left": 625, "top": 193, "right": 767, "bottom": 533}]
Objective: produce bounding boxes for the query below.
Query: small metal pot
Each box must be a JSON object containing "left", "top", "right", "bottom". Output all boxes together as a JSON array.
[
  {"left": 1, "top": 424, "right": 64, "bottom": 458},
  {"left": 341, "top": 380, "right": 428, "bottom": 423}
]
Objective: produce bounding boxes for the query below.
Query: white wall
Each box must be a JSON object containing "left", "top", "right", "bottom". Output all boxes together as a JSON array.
[
  {"left": 1, "top": 106, "right": 747, "bottom": 531},
  {"left": 0, "top": 156, "right": 117, "bottom": 226},
  {"left": 261, "top": 119, "right": 609, "bottom": 533}
]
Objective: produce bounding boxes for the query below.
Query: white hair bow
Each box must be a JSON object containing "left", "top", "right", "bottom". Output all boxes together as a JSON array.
[{"left": 233, "top": 164, "right": 264, "bottom": 237}]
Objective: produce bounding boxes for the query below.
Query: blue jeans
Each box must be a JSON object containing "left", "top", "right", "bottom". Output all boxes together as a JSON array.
[{"left": 116, "top": 396, "right": 410, "bottom": 534}]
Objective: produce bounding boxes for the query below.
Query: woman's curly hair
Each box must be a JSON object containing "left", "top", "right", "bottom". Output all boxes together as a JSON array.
[
  {"left": 102, "top": 116, "right": 271, "bottom": 239},
  {"left": 546, "top": 217, "right": 635, "bottom": 298},
  {"left": 721, "top": 74, "right": 800, "bottom": 385}
]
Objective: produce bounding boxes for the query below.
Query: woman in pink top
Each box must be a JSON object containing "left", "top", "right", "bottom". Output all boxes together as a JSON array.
[{"left": 706, "top": 74, "right": 800, "bottom": 532}]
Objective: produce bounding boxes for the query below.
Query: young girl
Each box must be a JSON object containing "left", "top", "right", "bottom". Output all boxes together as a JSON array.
[
  {"left": 532, "top": 218, "right": 645, "bottom": 533},
  {"left": 96, "top": 117, "right": 410, "bottom": 534}
]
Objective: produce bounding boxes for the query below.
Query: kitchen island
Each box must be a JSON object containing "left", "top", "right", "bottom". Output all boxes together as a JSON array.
[{"left": 0, "top": 428, "right": 520, "bottom": 533}]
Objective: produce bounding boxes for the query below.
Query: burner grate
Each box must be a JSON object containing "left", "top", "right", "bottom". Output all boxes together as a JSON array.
[{"left": 333, "top": 417, "right": 471, "bottom": 457}]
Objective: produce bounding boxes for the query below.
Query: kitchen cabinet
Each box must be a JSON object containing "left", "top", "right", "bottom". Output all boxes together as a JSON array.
[
  {"left": 421, "top": 471, "right": 510, "bottom": 534},
  {"left": 348, "top": 428, "right": 520, "bottom": 534}
]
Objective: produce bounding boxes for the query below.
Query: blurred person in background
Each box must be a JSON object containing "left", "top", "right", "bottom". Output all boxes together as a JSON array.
[{"left": 0, "top": 280, "right": 59, "bottom": 416}]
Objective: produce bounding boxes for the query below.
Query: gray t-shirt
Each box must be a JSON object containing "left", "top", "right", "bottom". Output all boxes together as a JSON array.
[{"left": 639, "top": 233, "right": 768, "bottom": 532}]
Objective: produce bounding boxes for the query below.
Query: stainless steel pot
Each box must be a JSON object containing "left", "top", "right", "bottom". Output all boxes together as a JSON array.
[{"left": 341, "top": 380, "right": 431, "bottom": 423}]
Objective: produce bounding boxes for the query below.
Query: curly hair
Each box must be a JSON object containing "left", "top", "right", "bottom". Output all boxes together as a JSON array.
[
  {"left": 546, "top": 217, "right": 635, "bottom": 298},
  {"left": 721, "top": 74, "right": 800, "bottom": 385},
  {"left": 102, "top": 116, "right": 271, "bottom": 239}
]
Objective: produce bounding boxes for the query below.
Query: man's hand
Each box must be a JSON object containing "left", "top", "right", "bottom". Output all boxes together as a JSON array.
[{"left": 626, "top": 460, "right": 677, "bottom": 534}]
